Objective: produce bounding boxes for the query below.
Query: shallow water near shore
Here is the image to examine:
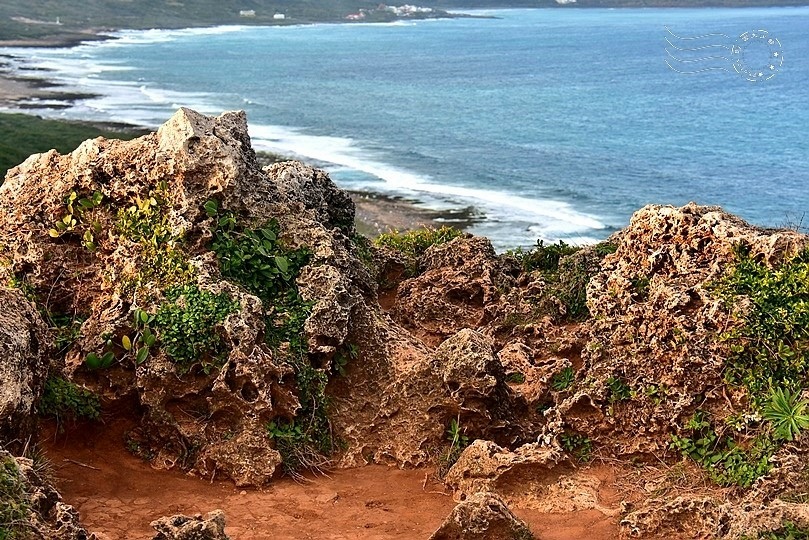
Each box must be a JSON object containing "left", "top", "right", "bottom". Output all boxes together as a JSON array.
[{"left": 2, "top": 7, "right": 808, "bottom": 250}]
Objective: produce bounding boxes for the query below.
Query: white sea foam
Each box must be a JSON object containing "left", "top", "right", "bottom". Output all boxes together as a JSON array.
[{"left": 249, "top": 122, "right": 607, "bottom": 248}]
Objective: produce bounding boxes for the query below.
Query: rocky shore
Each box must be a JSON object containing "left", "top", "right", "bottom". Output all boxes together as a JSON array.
[{"left": 1, "top": 108, "right": 808, "bottom": 539}]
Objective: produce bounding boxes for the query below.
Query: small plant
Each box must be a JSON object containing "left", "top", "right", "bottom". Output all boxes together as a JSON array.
[
  {"left": 671, "top": 411, "right": 776, "bottom": 488},
  {"left": 746, "top": 522, "right": 809, "bottom": 539},
  {"left": 506, "top": 372, "right": 526, "bottom": 384},
  {"left": 560, "top": 432, "right": 592, "bottom": 462},
  {"left": 48, "top": 190, "right": 104, "bottom": 249},
  {"left": 606, "top": 376, "right": 632, "bottom": 402},
  {"left": 332, "top": 343, "right": 360, "bottom": 377},
  {"left": 763, "top": 388, "right": 809, "bottom": 441},
  {"left": 551, "top": 366, "right": 575, "bottom": 391},
  {"left": 38, "top": 377, "right": 101, "bottom": 426},
  {"left": 630, "top": 275, "right": 651, "bottom": 301},
  {"left": 153, "top": 284, "right": 238, "bottom": 373},
  {"left": 267, "top": 420, "right": 330, "bottom": 477},
  {"left": 48, "top": 312, "right": 86, "bottom": 356},
  {"left": 437, "top": 417, "right": 470, "bottom": 478},
  {"left": 117, "top": 192, "right": 194, "bottom": 296},
  {"left": 507, "top": 240, "right": 580, "bottom": 274}
]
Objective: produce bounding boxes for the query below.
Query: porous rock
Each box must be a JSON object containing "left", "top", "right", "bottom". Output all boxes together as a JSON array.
[
  {"left": 0, "top": 286, "right": 48, "bottom": 452},
  {"left": 0, "top": 449, "right": 96, "bottom": 539},
  {"left": 429, "top": 491, "right": 534, "bottom": 540},
  {"left": 151, "top": 510, "right": 229, "bottom": 540}
]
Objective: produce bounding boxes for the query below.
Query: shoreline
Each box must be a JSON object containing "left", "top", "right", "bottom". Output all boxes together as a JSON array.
[{"left": 0, "top": 25, "right": 483, "bottom": 238}]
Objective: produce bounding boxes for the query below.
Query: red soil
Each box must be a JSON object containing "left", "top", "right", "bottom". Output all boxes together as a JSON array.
[{"left": 42, "top": 419, "right": 620, "bottom": 539}]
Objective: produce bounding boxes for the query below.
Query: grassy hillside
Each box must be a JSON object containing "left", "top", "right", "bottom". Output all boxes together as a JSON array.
[
  {"left": 0, "top": 113, "right": 146, "bottom": 180},
  {"left": 0, "top": 0, "right": 384, "bottom": 41}
]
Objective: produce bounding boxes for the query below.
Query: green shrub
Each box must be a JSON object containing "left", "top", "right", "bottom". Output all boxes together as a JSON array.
[
  {"left": 437, "top": 418, "right": 470, "bottom": 478},
  {"left": 116, "top": 192, "right": 194, "bottom": 295},
  {"left": 153, "top": 284, "right": 238, "bottom": 373},
  {"left": 560, "top": 432, "right": 592, "bottom": 462},
  {"left": 762, "top": 388, "right": 809, "bottom": 441},
  {"left": 0, "top": 457, "right": 30, "bottom": 540},
  {"left": 38, "top": 377, "right": 101, "bottom": 424},
  {"left": 712, "top": 244, "right": 809, "bottom": 407},
  {"left": 375, "top": 226, "right": 463, "bottom": 260},
  {"left": 507, "top": 240, "right": 615, "bottom": 322},
  {"left": 744, "top": 522, "right": 809, "bottom": 540},
  {"left": 507, "top": 240, "right": 580, "bottom": 273},
  {"left": 671, "top": 411, "right": 775, "bottom": 488}
]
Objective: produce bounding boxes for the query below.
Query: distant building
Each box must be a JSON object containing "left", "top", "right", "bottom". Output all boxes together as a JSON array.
[
  {"left": 239, "top": 10, "right": 256, "bottom": 17},
  {"left": 273, "top": 13, "right": 286, "bottom": 20},
  {"left": 345, "top": 12, "right": 366, "bottom": 20},
  {"left": 555, "top": 0, "right": 577, "bottom": 3}
]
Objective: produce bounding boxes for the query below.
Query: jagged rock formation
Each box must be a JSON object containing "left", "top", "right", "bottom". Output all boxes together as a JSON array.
[{"left": 2, "top": 107, "right": 809, "bottom": 539}]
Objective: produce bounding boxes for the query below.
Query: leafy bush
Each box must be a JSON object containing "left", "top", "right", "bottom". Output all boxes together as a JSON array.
[
  {"left": 507, "top": 240, "right": 616, "bottom": 322},
  {"left": 712, "top": 244, "right": 809, "bottom": 407},
  {"left": 507, "top": 240, "right": 580, "bottom": 273},
  {"left": 153, "top": 284, "right": 238, "bottom": 373},
  {"left": 116, "top": 192, "right": 194, "bottom": 295},
  {"left": 744, "top": 522, "right": 809, "bottom": 540},
  {"left": 560, "top": 432, "right": 592, "bottom": 462},
  {"left": 437, "top": 418, "right": 470, "bottom": 478},
  {"left": 38, "top": 377, "right": 101, "bottom": 424},
  {"left": 375, "top": 226, "right": 462, "bottom": 261},
  {"left": 671, "top": 411, "right": 775, "bottom": 488}
]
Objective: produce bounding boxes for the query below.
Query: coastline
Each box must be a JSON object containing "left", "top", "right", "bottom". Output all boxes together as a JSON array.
[
  {"left": 0, "top": 54, "right": 461, "bottom": 237},
  {"left": 0, "top": 25, "right": 481, "bottom": 238}
]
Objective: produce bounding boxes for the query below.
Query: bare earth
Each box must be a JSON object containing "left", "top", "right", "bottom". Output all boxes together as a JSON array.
[{"left": 43, "top": 418, "right": 621, "bottom": 540}]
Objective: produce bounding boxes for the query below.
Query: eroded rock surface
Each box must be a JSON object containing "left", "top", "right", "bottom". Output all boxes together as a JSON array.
[
  {"left": 151, "top": 510, "right": 229, "bottom": 540},
  {"left": 0, "top": 286, "right": 48, "bottom": 452},
  {"left": 429, "top": 491, "right": 534, "bottom": 540}
]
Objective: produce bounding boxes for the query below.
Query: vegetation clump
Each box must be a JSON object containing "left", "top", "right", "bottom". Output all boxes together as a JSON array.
[
  {"left": 375, "top": 226, "right": 463, "bottom": 277},
  {"left": 153, "top": 284, "right": 238, "bottom": 373},
  {"left": 437, "top": 418, "right": 470, "bottom": 478},
  {"left": 116, "top": 191, "right": 194, "bottom": 297},
  {"left": 38, "top": 377, "right": 101, "bottom": 425},
  {"left": 671, "top": 244, "right": 809, "bottom": 486},
  {"left": 0, "top": 456, "right": 30, "bottom": 540},
  {"left": 507, "top": 240, "right": 617, "bottom": 321}
]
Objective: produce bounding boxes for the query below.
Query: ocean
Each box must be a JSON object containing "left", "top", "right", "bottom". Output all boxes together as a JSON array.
[{"left": 3, "top": 7, "right": 808, "bottom": 250}]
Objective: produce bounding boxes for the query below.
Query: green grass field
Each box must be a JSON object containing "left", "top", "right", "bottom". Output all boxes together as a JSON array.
[{"left": 0, "top": 113, "right": 145, "bottom": 180}]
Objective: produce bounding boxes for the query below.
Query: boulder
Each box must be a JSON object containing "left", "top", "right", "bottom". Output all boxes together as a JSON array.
[
  {"left": 151, "top": 510, "right": 229, "bottom": 540},
  {"left": 429, "top": 491, "right": 534, "bottom": 540}
]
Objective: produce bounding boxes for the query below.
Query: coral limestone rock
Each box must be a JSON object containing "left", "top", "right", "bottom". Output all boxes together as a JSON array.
[
  {"left": 0, "top": 287, "right": 48, "bottom": 451},
  {"left": 429, "top": 491, "right": 534, "bottom": 540},
  {"left": 151, "top": 510, "right": 229, "bottom": 540}
]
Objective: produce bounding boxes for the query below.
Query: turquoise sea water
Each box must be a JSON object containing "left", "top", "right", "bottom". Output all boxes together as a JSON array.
[{"left": 3, "top": 8, "right": 808, "bottom": 249}]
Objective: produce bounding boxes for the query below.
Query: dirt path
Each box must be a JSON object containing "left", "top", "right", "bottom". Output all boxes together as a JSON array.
[{"left": 42, "top": 419, "right": 620, "bottom": 539}]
